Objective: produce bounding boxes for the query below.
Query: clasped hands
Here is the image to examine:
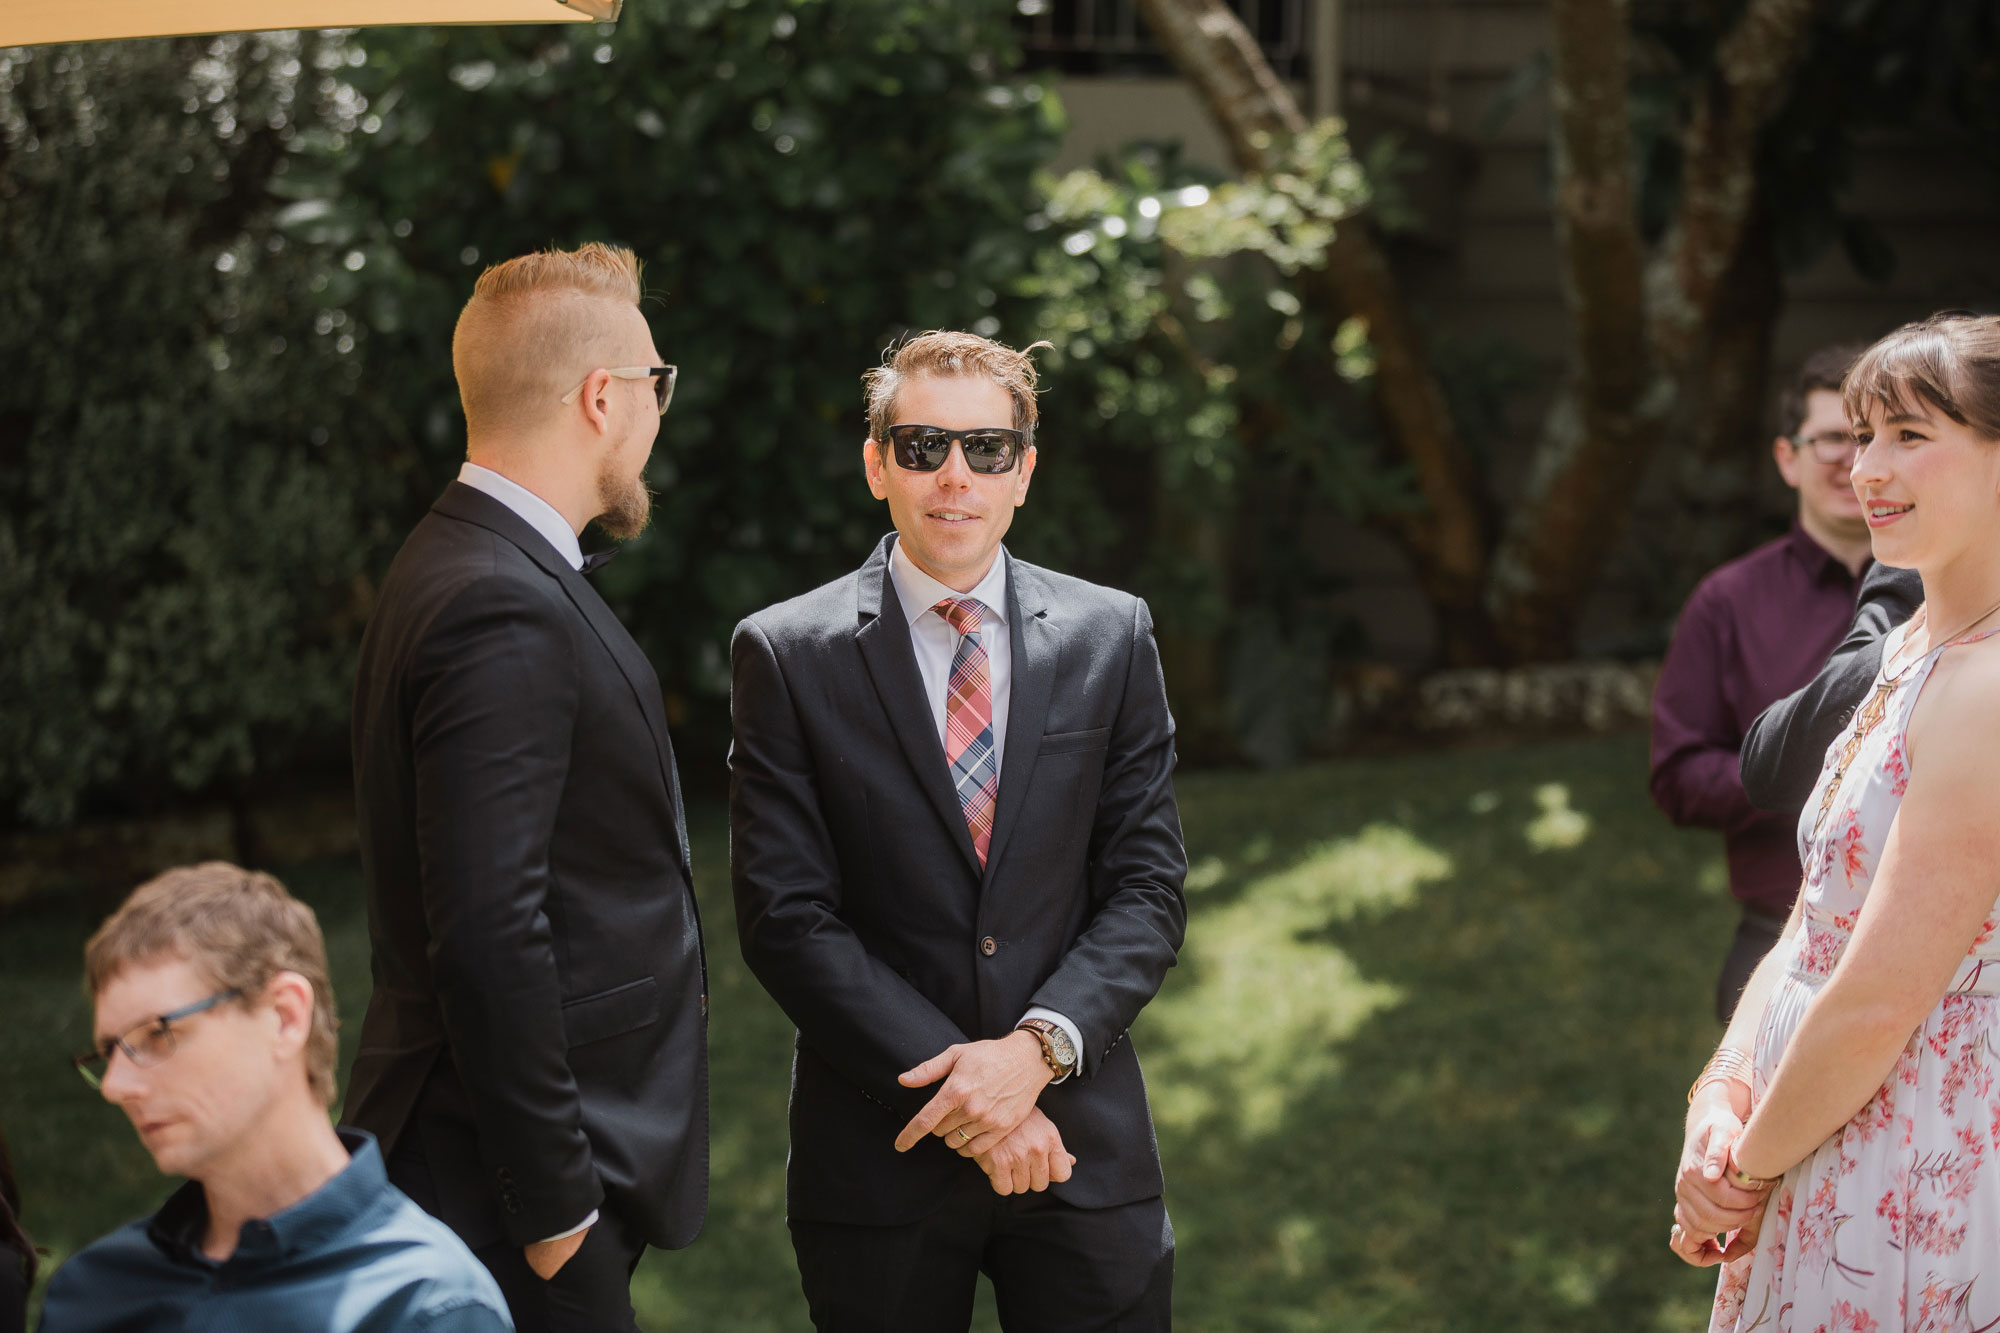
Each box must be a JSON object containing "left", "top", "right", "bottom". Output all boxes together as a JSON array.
[
  {"left": 1669, "top": 1082, "right": 1771, "bottom": 1267},
  {"left": 895, "top": 1030, "right": 1074, "bottom": 1196}
]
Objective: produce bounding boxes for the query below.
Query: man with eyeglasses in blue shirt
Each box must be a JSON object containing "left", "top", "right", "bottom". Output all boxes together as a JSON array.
[{"left": 38, "top": 862, "right": 511, "bottom": 1332}]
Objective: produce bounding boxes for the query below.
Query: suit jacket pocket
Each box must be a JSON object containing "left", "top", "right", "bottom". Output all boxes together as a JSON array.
[
  {"left": 561, "top": 977, "right": 660, "bottom": 1047},
  {"left": 1039, "top": 727, "right": 1110, "bottom": 757}
]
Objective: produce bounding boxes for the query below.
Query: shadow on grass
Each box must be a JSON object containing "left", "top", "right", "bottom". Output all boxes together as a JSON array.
[
  {"left": 1, "top": 735, "right": 1736, "bottom": 1330},
  {"left": 1148, "top": 736, "right": 1734, "bottom": 1332}
]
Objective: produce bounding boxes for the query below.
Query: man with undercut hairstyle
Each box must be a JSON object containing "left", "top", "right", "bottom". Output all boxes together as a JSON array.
[
  {"left": 730, "top": 330, "right": 1186, "bottom": 1330},
  {"left": 40, "top": 862, "right": 511, "bottom": 1332},
  {"left": 345, "top": 242, "right": 707, "bottom": 1332}
]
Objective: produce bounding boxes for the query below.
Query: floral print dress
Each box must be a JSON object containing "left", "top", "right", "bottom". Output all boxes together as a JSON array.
[{"left": 1713, "top": 619, "right": 2000, "bottom": 1333}]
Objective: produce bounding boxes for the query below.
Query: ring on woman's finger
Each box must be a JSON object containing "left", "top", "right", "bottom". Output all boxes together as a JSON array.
[{"left": 953, "top": 1126, "right": 973, "bottom": 1147}]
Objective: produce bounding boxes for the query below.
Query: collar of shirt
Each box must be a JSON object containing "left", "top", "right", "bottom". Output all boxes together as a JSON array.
[
  {"left": 457, "top": 461, "right": 585, "bottom": 572},
  {"left": 1784, "top": 519, "right": 1865, "bottom": 587},
  {"left": 886, "top": 538, "right": 1010, "bottom": 629},
  {"left": 147, "top": 1128, "right": 384, "bottom": 1271}
]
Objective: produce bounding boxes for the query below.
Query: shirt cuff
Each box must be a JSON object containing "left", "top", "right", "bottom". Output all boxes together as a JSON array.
[
  {"left": 537, "top": 1209, "right": 598, "bottom": 1245},
  {"left": 1020, "top": 1007, "right": 1084, "bottom": 1082}
]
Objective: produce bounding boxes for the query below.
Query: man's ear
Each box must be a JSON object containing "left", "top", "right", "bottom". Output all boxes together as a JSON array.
[
  {"left": 578, "top": 369, "right": 615, "bottom": 437},
  {"left": 863, "top": 438, "right": 889, "bottom": 499},
  {"left": 263, "top": 971, "right": 316, "bottom": 1057},
  {"left": 1773, "top": 436, "right": 1803, "bottom": 491},
  {"left": 1013, "top": 444, "right": 1037, "bottom": 507}
]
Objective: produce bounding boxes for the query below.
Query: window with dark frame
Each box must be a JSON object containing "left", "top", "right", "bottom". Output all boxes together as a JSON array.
[{"left": 1011, "top": 0, "right": 1312, "bottom": 82}]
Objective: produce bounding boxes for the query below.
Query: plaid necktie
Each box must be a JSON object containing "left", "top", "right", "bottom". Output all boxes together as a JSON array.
[{"left": 936, "top": 598, "right": 998, "bottom": 866}]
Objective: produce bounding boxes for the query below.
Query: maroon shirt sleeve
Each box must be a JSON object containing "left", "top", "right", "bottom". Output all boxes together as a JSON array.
[{"left": 1650, "top": 583, "right": 1778, "bottom": 839}]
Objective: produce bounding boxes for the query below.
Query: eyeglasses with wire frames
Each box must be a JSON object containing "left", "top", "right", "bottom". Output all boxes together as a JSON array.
[
  {"left": 72, "top": 987, "right": 244, "bottom": 1090},
  {"left": 1791, "top": 430, "right": 1860, "bottom": 465},
  {"left": 882, "top": 423, "right": 1026, "bottom": 475},
  {"left": 560, "top": 365, "right": 677, "bottom": 416}
]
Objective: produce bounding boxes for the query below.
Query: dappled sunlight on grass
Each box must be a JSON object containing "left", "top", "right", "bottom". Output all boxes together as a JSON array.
[
  {"left": 1151, "top": 823, "right": 1449, "bottom": 1135},
  {"left": 1138, "top": 736, "right": 1736, "bottom": 1330},
  {"left": 3, "top": 737, "right": 1738, "bottom": 1330},
  {"left": 1525, "top": 781, "right": 1593, "bottom": 852}
]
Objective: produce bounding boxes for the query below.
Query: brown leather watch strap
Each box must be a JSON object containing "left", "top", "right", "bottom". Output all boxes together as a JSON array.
[{"left": 1016, "top": 1018, "right": 1075, "bottom": 1079}]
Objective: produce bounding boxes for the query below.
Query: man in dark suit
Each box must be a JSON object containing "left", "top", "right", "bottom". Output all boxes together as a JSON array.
[
  {"left": 346, "top": 243, "right": 706, "bottom": 1332},
  {"left": 1739, "top": 561, "right": 1923, "bottom": 813},
  {"left": 730, "top": 330, "right": 1187, "bottom": 1331}
]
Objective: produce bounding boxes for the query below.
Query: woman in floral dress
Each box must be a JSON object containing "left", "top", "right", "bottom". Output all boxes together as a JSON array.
[{"left": 1671, "top": 312, "right": 2000, "bottom": 1331}]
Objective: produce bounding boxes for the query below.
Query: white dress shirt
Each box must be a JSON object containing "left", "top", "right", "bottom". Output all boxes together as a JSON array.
[
  {"left": 456, "top": 462, "right": 584, "bottom": 572},
  {"left": 886, "top": 539, "right": 1084, "bottom": 1080},
  {"left": 452, "top": 460, "right": 598, "bottom": 1244}
]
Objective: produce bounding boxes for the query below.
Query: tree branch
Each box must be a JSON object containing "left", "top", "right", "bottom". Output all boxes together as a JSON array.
[
  {"left": 1648, "top": 0, "right": 1820, "bottom": 371},
  {"left": 1135, "top": 0, "right": 1495, "bottom": 663},
  {"left": 1486, "top": 0, "right": 1656, "bottom": 658},
  {"left": 1131, "top": 0, "right": 1303, "bottom": 172},
  {"left": 1488, "top": 0, "right": 1824, "bottom": 659}
]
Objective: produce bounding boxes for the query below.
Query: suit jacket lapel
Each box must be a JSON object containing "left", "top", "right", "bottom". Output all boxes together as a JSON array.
[
  {"left": 853, "top": 536, "right": 983, "bottom": 877},
  {"left": 432, "top": 483, "right": 691, "bottom": 875},
  {"left": 982, "top": 557, "right": 1056, "bottom": 885}
]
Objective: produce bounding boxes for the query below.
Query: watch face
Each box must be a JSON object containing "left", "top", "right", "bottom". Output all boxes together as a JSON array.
[{"left": 1043, "top": 1024, "right": 1076, "bottom": 1067}]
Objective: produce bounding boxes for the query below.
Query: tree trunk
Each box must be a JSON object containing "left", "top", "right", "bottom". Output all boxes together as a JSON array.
[
  {"left": 1486, "top": 0, "right": 1823, "bottom": 660},
  {"left": 1484, "top": 0, "right": 1659, "bottom": 661},
  {"left": 1686, "top": 208, "right": 1783, "bottom": 467},
  {"left": 1133, "top": 0, "right": 1496, "bottom": 665},
  {"left": 1139, "top": 0, "right": 1822, "bottom": 665}
]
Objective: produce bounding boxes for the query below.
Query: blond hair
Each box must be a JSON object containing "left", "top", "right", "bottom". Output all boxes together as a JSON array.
[
  {"left": 452, "top": 242, "right": 646, "bottom": 439},
  {"left": 84, "top": 862, "right": 341, "bottom": 1107},
  {"left": 1843, "top": 311, "right": 2000, "bottom": 440},
  {"left": 864, "top": 330, "right": 1050, "bottom": 446}
]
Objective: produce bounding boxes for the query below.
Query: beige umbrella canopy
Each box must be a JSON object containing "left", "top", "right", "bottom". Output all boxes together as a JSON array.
[{"left": 5, "top": 0, "right": 615, "bottom": 47}]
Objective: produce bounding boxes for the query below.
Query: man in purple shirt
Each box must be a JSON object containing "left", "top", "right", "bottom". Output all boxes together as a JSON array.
[{"left": 1651, "top": 345, "right": 1874, "bottom": 1022}]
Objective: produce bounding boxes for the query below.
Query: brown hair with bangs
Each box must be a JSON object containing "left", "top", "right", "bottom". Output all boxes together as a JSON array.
[
  {"left": 84, "top": 862, "right": 341, "bottom": 1106},
  {"left": 1842, "top": 311, "right": 2000, "bottom": 441},
  {"left": 864, "top": 330, "right": 1051, "bottom": 448}
]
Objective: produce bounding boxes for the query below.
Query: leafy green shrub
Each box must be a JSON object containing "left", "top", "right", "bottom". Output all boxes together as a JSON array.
[
  {"left": 315, "top": 0, "right": 1066, "bottom": 764},
  {"left": 0, "top": 34, "right": 390, "bottom": 827}
]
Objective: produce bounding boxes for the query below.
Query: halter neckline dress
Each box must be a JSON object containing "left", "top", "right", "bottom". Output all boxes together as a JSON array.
[{"left": 1712, "top": 616, "right": 2000, "bottom": 1333}]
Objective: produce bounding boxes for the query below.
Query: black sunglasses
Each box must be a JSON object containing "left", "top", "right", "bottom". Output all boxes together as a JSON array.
[{"left": 884, "top": 424, "right": 1025, "bottom": 475}]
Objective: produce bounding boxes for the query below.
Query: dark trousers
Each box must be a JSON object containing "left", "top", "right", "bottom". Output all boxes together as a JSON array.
[
  {"left": 790, "top": 1175, "right": 1173, "bottom": 1333},
  {"left": 387, "top": 1125, "right": 644, "bottom": 1333},
  {"left": 1715, "top": 904, "right": 1788, "bottom": 1024}
]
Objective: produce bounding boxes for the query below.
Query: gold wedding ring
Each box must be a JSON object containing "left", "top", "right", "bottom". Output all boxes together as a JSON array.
[{"left": 954, "top": 1127, "right": 972, "bottom": 1146}]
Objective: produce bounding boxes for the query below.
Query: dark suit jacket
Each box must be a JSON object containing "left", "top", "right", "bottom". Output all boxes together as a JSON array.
[
  {"left": 1739, "top": 562, "right": 1923, "bottom": 815},
  {"left": 344, "top": 482, "right": 707, "bottom": 1252},
  {"left": 729, "top": 535, "right": 1188, "bottom": 1227}
]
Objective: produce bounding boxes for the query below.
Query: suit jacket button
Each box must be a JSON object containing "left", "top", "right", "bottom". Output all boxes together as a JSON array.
[{"left": 980, "top": 937, "right": 997, "bottom": 956}]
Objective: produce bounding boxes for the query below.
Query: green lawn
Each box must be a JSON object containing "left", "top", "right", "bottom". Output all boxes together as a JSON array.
[{"left": 2, "top": 734, "right": 1734, "bottom": 1330}]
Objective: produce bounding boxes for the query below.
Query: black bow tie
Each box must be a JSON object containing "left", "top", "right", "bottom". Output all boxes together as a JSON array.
[{"left": 581, "top": 549, "right": 618, "bottom": 575}]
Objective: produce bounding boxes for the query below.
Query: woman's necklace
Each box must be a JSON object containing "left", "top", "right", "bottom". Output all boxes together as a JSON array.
[
  {"left": 1811, "top": 589, "right": 2000, "bottom": 839},
  {"left": 1885, "top": 592, "right": 2000, "bottom": 677}
]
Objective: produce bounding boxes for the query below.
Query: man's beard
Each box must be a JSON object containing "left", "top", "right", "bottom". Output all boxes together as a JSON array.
[{"left": 596, "top": 459, "right": 653, "bottom": 541}]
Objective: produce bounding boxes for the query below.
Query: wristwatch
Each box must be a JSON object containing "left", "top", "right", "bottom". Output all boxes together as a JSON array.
[{"left": 1016, "top": 1018, "right": 1077, "bottom": 1080}]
